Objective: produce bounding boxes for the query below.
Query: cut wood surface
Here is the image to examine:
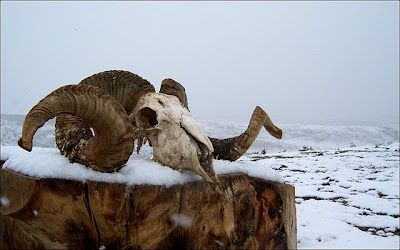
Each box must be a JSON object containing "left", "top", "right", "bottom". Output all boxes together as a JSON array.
[{"left": 1, "top": 166, "right": 297, "bottom": 249}]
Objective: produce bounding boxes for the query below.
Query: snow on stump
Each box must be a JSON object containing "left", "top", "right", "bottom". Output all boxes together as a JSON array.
[{"left": 1, "top": 167, "right": 296, "bottom": 249}]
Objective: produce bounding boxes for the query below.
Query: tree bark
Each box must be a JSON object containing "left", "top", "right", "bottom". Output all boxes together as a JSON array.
[{"left": 1, "top": 166, "right": 296, "bottom": 249}]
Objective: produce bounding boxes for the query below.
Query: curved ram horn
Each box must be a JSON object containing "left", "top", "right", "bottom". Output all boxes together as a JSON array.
[
  {"left": 18, "top": 84, "right": 135, "bottom": 172},
  {"left": 55, "top": 70, "right": 156, "bottom": 157},
  {"left": 159, "top": 78, "right": 189, "bottom": 110},
  {"left": 210, "top": 106, "right": 282, "bottom": 161},
  {"left": 79, "top": 70, "right": 155, "bottom": 114}
]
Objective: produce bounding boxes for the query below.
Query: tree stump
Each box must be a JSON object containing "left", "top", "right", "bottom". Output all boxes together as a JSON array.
[{"left": 1, "top": 166, "right": 296, "bottom": 249}]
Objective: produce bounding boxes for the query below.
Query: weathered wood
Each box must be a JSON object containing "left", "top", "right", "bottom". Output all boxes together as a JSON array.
[{"left": 1, "top": 166, "right": 297, "bottom": 249}]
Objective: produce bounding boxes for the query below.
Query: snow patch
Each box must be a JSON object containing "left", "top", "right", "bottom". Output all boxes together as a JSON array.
[
  {"left": 0, "top": 196, "right": 10, "bottom": 207},
  {"left": 169, "top": 213, "right": 193, "bottom": 228},
  {"left": 0, "top": 146, "right": 283, "bottom": 187}
]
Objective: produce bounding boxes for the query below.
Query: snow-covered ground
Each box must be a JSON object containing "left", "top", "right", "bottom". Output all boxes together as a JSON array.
[
  {"left": 243, "top": 143, "right": 399, "bottom": 248},
  {"left": 1, "top": 114, "right": 399, "bottom": 248}
]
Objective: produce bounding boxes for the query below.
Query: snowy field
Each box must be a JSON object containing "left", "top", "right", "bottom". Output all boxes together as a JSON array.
[{"left": 1, "top": 114, "right": 399, "bottom": 249}]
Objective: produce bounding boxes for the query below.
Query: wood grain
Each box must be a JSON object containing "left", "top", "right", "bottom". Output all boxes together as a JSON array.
[{"left": 1, "top": 166, "right": 296, "bottom": 249}]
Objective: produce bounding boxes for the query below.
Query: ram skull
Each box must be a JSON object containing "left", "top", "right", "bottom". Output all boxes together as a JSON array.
[
  {"left": 18, "top": 70, "right": 282, "bottom": 184},
  {"left": 132, "top": 92, "right": 217, "bottom": 183}
]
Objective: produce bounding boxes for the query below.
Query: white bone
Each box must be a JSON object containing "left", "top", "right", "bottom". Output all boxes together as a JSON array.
[{"left": 133, "top": 92, "right": 217, "bottom": 183}]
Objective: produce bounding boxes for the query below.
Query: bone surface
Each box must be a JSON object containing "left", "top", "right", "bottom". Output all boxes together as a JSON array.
[{"left": 133, "top": 92, "right": 218, "bottom": 183}]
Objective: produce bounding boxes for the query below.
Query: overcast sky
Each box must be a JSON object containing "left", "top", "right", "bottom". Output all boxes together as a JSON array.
[{"left": 1, "top": 1, "right": 399, "bottom": 124}]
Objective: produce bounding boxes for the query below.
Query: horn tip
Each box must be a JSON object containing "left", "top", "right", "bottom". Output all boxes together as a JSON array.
[
  {"left": 18, "top": 138, "right": 32, "bottom": 152},
  {"left": 276, "top": 129, "right": 283, "bottom": 139}
]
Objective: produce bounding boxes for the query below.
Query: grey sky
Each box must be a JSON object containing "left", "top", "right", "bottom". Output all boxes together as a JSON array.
[{"left": 1, "top": 1, "right": 399, "bottom": 124}]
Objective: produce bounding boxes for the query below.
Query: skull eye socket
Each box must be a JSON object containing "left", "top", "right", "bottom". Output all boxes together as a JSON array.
[{"left": 137, "top": 107, "right": 158, "bottom": 128}]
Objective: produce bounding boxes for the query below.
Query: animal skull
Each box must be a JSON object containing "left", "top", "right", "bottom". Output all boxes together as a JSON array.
[
  {"left": 19, "top": 70, "right": 282, "bottom": 184},
  {"left": 132, "top": 92, "right": 218, "bottom": 183}
]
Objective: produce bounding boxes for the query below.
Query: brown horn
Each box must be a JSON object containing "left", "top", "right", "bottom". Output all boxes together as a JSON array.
[
  {"left": 264, "top": 111, "right": 283, "bottom": 140},
  {"left": 18, "top": 84, "right": 134, "bottom": 172},
  {"left": 159, "top": 78, "right": 189, "bottom": 110},
  {"left": 79, "top": 70, "right": 155, "bottom": 114},
  {"left": 210, "top": 106, "right": 282, "bottom": 161},
  {"left": 55, "top": 70, "right": 156, "bottom": 158}
]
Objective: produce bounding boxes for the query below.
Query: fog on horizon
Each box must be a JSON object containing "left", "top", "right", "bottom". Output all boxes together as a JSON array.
[{"left": 1, "top": 1, "right": 399, "bottom": 125}]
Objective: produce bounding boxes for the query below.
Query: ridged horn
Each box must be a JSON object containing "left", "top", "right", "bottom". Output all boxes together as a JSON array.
[
  {"left": 18, "top": 84, "right": 134, "bottom": 172},
  {"left": 55, "top": 114, "right": 93, "bottom": 164},
  {"left": 79, "top": 70, "right": 155, "bottom": 113},
  {"left": 159, "top": 78, "right": 189, "bottom": 110},
  {"left": 210, "top": 106, "right": 282, "bottom": 161}
]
